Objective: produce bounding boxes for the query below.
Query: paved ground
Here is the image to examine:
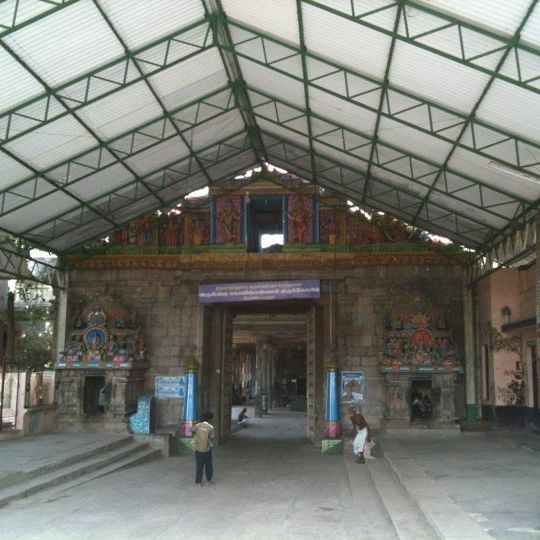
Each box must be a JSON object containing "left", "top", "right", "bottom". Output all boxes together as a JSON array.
[
  {"left": 0, "top": 409, "right": 539, "bottom": 539},
  {"left": 385, "top": 432, "right": 540, "bottom": 539}
]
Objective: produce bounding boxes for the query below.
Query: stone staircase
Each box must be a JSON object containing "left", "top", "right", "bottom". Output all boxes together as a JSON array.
[{"left": 0, "top": 435, "right": 160, "bottom": 508}]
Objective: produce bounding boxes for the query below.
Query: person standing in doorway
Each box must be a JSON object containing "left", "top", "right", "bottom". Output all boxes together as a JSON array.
[
  {"left": 349, "top": 406, "right": 369, "bottom": 464},
  {"left": 190, "top": 412, "right": 214, "bottom": 486}
]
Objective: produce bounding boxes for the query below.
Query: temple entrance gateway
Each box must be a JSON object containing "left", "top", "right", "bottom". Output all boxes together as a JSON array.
[{"left": 201, "top": 300, "right": 320, "bottom": 445}]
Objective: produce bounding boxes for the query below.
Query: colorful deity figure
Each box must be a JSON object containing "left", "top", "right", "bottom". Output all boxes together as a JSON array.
[
  {"left": 287, "top": 196, "right": 312, "bottom": 243},
  {"left": 57, "top": 301, "right": 147, "bottom": 370},
  {"left": 191, "top": 214, "right": 206, "bottom": 245},
  {"left": 219, "top": 198, "right": 240, "bottom": 243}
]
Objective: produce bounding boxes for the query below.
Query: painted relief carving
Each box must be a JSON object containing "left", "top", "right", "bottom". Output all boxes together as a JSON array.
[
  {"left": 159, "top": 213, "right": 183, "bottom": 246},
  {"left": 287, "top": 195, "right": 313, "bottom": 243},
  {"left": 57, "top": 300, "right": 146, "bottom": 370},
  {"left": 381, "top": 306, "right": 460, "bottom": 372},
  {"left": 216, "top": 196, "right": 242, "bottom": 243},
  {"left": 85, "top": 179, "right": 465, "bottom": 255},
  {"left": 189, "top": 212, "right": 210, "bottom": 246},
  {"left": 319, "top": 209, "right": 344, "bottom": 244},
  {"left": 346, "top": 212, "right": 424, "bottom": 248}
]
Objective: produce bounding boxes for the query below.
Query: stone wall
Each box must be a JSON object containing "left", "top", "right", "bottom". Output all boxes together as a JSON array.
[
  {"left": 66, "top": 268, "right": 201, "bottom": 427},
  {"left": 334, "top": 265, "right": 464, "bottom": 432},
  {"left": 66, "top": 259, "right": 464, "bottom": 432}
]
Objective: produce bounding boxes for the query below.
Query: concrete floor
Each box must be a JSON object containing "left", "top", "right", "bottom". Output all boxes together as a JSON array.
[{"left": 0, "top": 409, "right": 539, "bottom": 540}]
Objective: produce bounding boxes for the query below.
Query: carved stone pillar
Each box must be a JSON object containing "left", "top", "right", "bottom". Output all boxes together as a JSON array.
[
  {"left": 384, "top": 373, "right": 410, "bottom": 427},
  {"left": 432, "top": 373, "right": 457, "bottom": 425}
]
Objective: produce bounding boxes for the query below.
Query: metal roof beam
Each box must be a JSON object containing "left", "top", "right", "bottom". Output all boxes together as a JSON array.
[
  {"left": 0, "top": 17, "right": 213, "bottom": 146},
  {"left": 0, "top": 241, "right": 62, "bottom": 288},
  {"left": 411, "top": 0, "right": 538, "bottom": 227},
  {"left": 363, "top": 1, "right": 403, "bottom": 202},
  {"left": 0, "top": 0, "right": 80, "bottom": 39},
  {"left": 247, "top": 88, "right": 527, "bottom": 227},
  {"left": 20, "top": 130, "right": 252, "bottom": 245},
  {"left": 224, "top": 20, "right": 540, "bottom": 186},
  {"left": 0, "top": 86, "right": 236, "bottom": 220},
  {"left": 466, "top": 219, "right": 537, "bottom": 284},
  {"left": 204, "top": 0, "right": 266, "bottom": 164},
  {"left": 304, "top": 0, "right": 540, "bottom": 95}
]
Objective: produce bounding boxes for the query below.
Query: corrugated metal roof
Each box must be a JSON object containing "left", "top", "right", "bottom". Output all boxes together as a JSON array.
[
  {"left": 222, "top": 0, "right": 300, "bottom": 45},
  {"left": 390, "top": 41, "right": 489, "bottom": 114},
  {"left": 187, "top": 109, "right": 245, "bottom": 151},
  {"left": 0, "top": 0, "right": 538, "bottom": 265},
  {"left": 0, "top": 190, "right": 79, "bottom": 232},
  {"left": 4, "top": 115, "right": 95, "bottom": 169},
  {"left": 476, "top": 78, "right": 540, "bottom": 142},
  {"left": 0, "top": 152, "right": 34, "bottom": 188},
  {"left": 239, "top": 57, "right": 306, "bottom": 108},
  {"left": 417, "top": 0, "right": 529, "bottom": 37},
  {"left": 99, "top": 0, "right": 205, "bottom": 50},
  {"left": 125, "top": 137, "right": 189, "bottom": 176},
  {"left": 76, "top": 82, "right": 163, "bottom": 139},
  {"left": 66, "top": 163, "right": 134, "bottom": 201},
  {"left": 0, "top": 48, "right": 45, "bottom": 113},
  {"left": 3, "top": 1, "right": 123, "bottom": 87},
  {"left": 303, "top": 3, "right": 392, "bottom": 81},
  {"left": 149, "top": 48, "right": 229, "bottom": 110}
]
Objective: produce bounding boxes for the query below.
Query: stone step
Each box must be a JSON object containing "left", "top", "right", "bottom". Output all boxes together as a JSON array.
[
  {"left": 0, "top": 439, "right": 160, "bottom": 508},
  {"left": 380, "top": 439, "right": 492, "bottom": 539},
  {"left": 0, "top": 434, "right": 134, "bottom": 490},
  {"left": 366, "top": 456, "right": 437, "bottom": 540}
]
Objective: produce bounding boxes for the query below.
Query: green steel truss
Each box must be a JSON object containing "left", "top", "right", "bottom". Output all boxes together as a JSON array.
[
  {"left": 305, "top": 0, "right": 540, "bottom": 95},
  {"left": 0, "top": 242, "right": 60, "bottom": 287},
  {"left": 0, "top": 0, "right": 537, "bottom": 282},
  {"left": 0, "top": 0, "right": 78, "bottom": 38},
  {"left": 223, "top": 20, "right": 540, "bottom": 179}
]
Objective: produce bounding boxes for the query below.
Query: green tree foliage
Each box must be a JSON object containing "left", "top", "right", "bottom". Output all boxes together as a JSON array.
[
  {"left": 8, "top": 280, "right": 54, "bottom": 371},
  {"left": 13, "top": 330, "right": 52, "bottom": 371}
]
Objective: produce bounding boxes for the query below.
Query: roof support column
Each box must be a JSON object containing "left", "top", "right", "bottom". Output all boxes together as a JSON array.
[
  {"left": 53, "top": 271, "right": 69, "bottom": 367},
  {"left": 462, "top": 277, "right": 479, "bottom": 421}
]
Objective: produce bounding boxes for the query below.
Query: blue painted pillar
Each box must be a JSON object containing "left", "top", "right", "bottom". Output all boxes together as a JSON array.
[
  {"left": 179, "top": 355, "right": 199, "bottom": 437},
  {"left": 324, "top": 366, "right": 341, "bottom": 438}
]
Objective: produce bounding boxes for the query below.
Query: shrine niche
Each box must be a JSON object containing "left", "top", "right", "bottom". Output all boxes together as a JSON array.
[
  {"left": 379, "top": 297, "right": 462, "bottom": 431},
  {"left": 55, "top": 300, "right": 149, "bottom": 431}
]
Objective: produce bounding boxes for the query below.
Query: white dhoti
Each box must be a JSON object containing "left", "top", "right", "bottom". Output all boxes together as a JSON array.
[{"left": 352, "top": 427, "right": 368, "bottom": 456}]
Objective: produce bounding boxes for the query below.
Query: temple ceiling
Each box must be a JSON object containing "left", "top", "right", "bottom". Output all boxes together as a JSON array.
[{"left": 0, "top": 0, "right": 539, "bottom": 269}]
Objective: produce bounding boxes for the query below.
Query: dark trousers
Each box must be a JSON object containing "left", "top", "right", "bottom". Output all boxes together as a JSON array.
[{"left": 195, "top": 450, "right": 213, "bottom": 483}]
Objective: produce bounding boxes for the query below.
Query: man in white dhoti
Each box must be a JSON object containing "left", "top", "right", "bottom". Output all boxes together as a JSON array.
[{"left": 349, "top": 406, "right": 369, "bottom": 464}]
